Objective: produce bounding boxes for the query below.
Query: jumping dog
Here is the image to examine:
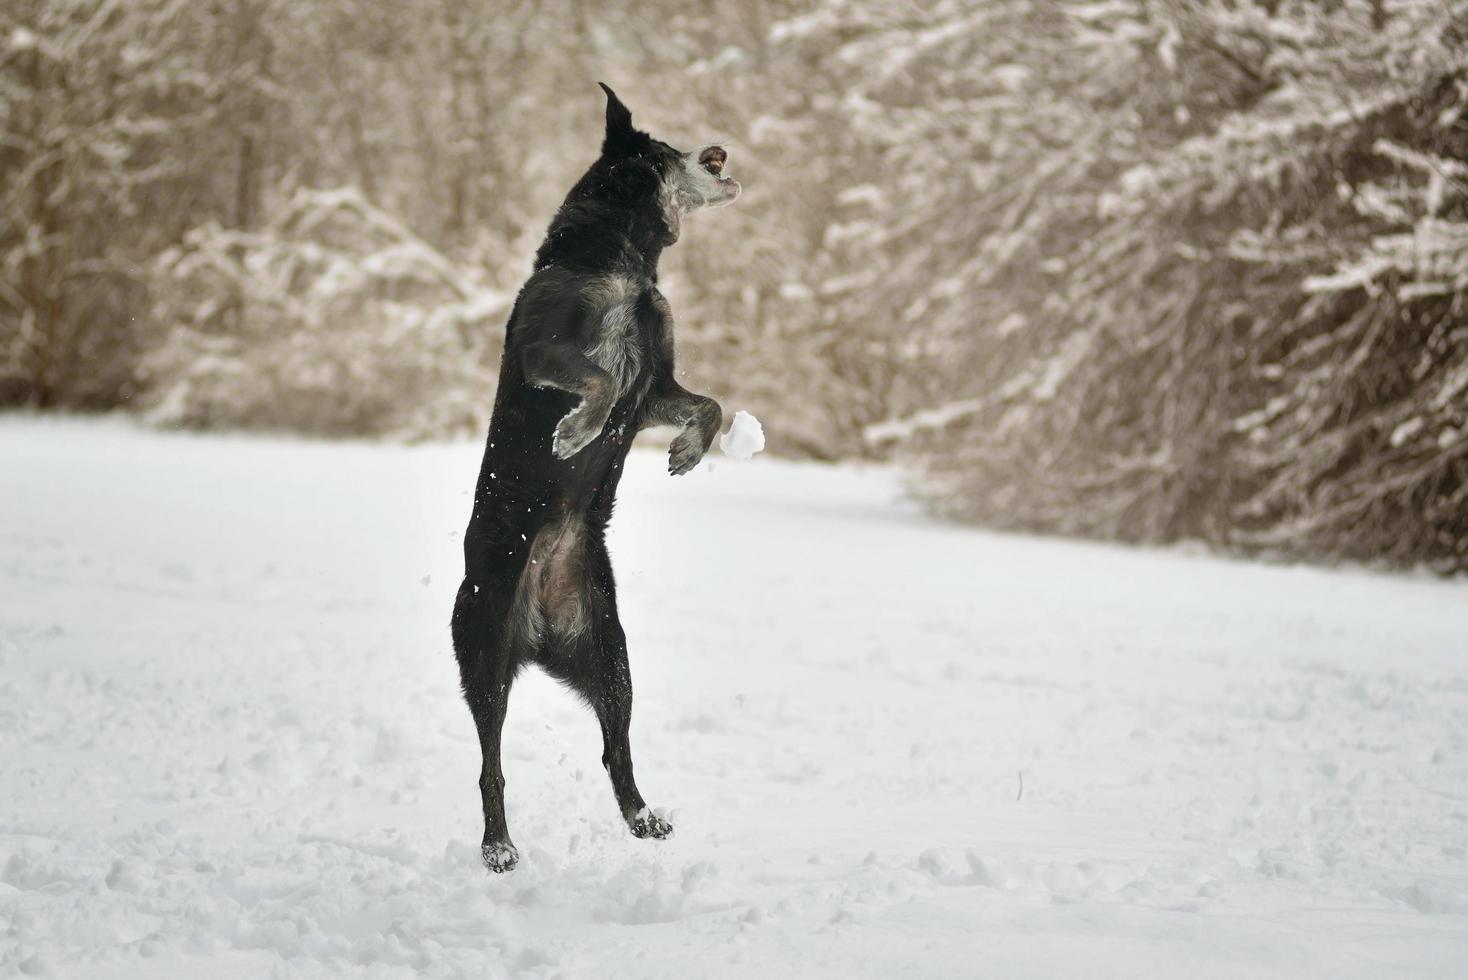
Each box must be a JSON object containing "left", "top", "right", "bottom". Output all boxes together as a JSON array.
[{"left": 451, "top": 84, "right": 740, "bottom": 872}]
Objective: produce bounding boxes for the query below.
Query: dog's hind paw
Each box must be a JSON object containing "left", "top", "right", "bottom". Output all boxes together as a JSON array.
[
  {"left": 629, "top": 806, "right": 674, "bottom": 840},
  {"left": 481, "top": 840, "right": 520, "bottom": 873}
]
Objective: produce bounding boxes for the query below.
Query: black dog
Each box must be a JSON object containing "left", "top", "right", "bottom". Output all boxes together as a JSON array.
[{"left": 451, "top": 84, "right": 740, "bottom": 873}]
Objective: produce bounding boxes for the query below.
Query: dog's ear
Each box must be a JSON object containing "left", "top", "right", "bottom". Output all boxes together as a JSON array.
[{"left": 599, "top": 82, "right": 645, "bottom": 156}]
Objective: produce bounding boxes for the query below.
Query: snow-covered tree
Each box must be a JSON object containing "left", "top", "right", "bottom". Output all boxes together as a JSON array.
[
  {"left": 0, "top": 1, "right": 226, "bottom": 405},
  {"left": 864, "top": 0, "right": 1468, "bottom": 570}
]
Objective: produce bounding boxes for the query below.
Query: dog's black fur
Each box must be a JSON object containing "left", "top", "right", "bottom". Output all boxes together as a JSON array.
[{"left": 450, "top": 85, "right": 740, "bottom": 873}]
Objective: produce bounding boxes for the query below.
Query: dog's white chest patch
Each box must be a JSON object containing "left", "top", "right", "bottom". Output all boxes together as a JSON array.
[{"left": 582, "top": 275, "right": 643, "bottom": 398}]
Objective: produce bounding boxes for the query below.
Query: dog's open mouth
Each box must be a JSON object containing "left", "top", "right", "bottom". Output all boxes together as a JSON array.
[
  {"left": 693, "top": 145, "right": 741, "bottom": 205},
  {"left": 699, "top": 146, "right": 728, "bottom": 179}
]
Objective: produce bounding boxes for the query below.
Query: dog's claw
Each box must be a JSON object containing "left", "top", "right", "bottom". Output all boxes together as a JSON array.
[{"left": 481, "top": 841, "right": 520, "bottom": 873}]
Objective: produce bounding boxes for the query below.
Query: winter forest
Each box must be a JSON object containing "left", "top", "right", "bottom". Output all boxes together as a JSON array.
[{"left": 4, "top": 0, "right": 1466, "bottom": 571}]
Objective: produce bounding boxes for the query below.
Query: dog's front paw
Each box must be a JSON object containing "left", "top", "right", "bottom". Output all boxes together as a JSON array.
[
  {"left": 552, "top": 400, "right": 609, "bottom": 459},
  {"left": 667, "top": 430, "right": 706, "bottom": 476},
  {"left": 628, "top": 806, "right": 674, "bottom": 840},
  {"left": 481, "top": 840, "right": 520, "bottom": 873}
]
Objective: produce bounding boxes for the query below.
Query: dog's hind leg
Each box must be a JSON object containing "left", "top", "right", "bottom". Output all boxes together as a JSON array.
[
  {"left": 451, "top": 577, "right": 521, "bottom": 872},
  {"left": 562, "top": 544, "right": 672, "bottom": 840},
  {"left": 594, "top": 652, "right": 672, "bottom": 840}
]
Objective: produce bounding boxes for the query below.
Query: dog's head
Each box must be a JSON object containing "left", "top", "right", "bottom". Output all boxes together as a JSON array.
[{"left": 583, "top": 83, "right": 740, "bottom": 246}]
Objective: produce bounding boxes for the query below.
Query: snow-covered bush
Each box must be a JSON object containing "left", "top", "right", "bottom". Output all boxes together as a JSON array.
[{"left": 140, "top": 188, "right": 506, "bottom": 438}]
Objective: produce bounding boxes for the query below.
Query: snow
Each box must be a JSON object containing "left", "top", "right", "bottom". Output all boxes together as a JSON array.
[
  {"left": 8, "top": 27, "right": 38, "bottom": 52},
  {"left": 865, "top": 398, "right": 985, "bottom": 446},
  {"left": 2, "top": 416, "right": 1467, "bottom": 979},
  {"left": 718, "top": 410, "right": 765, "bottom": 460}
]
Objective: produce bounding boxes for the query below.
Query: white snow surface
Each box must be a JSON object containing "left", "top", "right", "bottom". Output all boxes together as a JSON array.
[
  {"left": 2, "top": 417, "right": 1467, "bottom": 979},
  {"left": 718, "top": 410, "right": 765, "bottom": 461}
]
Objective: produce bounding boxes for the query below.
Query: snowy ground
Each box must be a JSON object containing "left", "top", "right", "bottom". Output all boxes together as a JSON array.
[{"left": 1, "top": 417, "right": 1466, "bottom": 979}]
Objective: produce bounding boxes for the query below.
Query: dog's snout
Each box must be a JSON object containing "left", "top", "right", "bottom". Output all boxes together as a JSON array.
[{"left": 699, "top": 146, "right": 727, "bottom": 174}]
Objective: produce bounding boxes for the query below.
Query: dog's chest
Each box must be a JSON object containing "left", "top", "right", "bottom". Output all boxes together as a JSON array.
[{"left": 583, "top": 276, "right": 649, "bottom": 399}]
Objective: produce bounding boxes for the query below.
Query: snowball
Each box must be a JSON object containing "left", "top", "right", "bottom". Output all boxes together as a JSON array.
[{"left": 719, "top": 411, "right": 765, "bottom": 461}]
